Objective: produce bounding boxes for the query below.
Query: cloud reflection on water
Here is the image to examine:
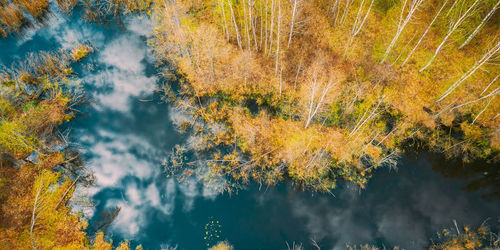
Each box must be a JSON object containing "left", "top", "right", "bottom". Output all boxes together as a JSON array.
[
  {"left": 75, "top": 15, "right": 498, "bottom": 247},
  {"left": 284, "top": 156, "right": 499, "bottom": 249},
  {"left": 4, "top": 7, "right": 497, "bottom": 249},
  {"left": 70, "top": 15, "right": 226, "bottom": 238}
]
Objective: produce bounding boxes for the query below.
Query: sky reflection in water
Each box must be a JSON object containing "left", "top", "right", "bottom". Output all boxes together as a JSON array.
[{"left": 0, "top": 8, "right": 498, "bottom": 250}]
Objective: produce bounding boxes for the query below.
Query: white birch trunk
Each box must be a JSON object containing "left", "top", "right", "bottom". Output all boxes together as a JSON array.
[
  {"left": 481, "top": 73, "right": 500, "bottom": 96},
  {"left": 288, "top": 0, "right": 298, "bottom": 48},
  {"left": 438, "top": 41, "right": 500, "bottom": 101},
  {"left": 268, "top": 0, "right": 275, "bottom": 57},
  {"left": 340, "top": 0, "right": 350, "bottom": 24},
  {"left": 401, "top": 0, "right": 449, "bottom": 67},
  {"left": 472, "top": 96, "right": 495, "bottom": 124},
  {"left": 420, "top": 0, "right": 480, "bottom": 72},
  {"left": 250, "top": 0, "right": 258, "bottom": 49},
  {"left": 380, "top": 0, "right": 425, "bottom": 63},
  {"left": 344, "top": 0, "right": 375, "bottom": 57},
  {"left": 31, "top": 176, "right": 44, "bottom": 250},
  {"left": 275, "top": 0, "right": 281, "bottom": 74},
  {"left": 305, "top": 80, "right": 336, "bottom": 128},
  {"left": 228, "top": 0, "right": 243, "bottom": 49},
  {"left": 220, "top": 0, "right": 230, "bottom": 41},
  {"left": 459, "top": 0, "right": 500, "bottom": 49}
]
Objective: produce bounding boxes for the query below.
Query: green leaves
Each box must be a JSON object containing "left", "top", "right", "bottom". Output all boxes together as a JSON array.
[{"left": 0, "top": 121, "right": 37, "bottom": 155}]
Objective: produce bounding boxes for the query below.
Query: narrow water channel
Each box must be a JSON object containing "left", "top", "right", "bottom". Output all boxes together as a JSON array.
[{"left": 1, "top": 7, "right": 498, "bottom": 250}]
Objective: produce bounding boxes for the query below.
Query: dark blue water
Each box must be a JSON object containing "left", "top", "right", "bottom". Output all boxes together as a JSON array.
[{"left": 1, "top": 7, "right": 499, "bottom": 250}]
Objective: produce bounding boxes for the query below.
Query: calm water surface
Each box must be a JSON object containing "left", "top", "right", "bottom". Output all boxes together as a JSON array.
[{"left": 1, "top": 7, "right": 499, "bottom": 250}]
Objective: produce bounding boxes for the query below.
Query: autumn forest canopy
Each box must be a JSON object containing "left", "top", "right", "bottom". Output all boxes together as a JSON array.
[
  {"left": 0, "top": 0, "right": 499, "bottom": 248},
  {"left": 153, "top": 0, "right": 500, "bottom": 191}
]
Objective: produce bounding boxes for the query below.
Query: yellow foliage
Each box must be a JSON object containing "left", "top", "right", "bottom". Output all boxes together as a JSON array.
[
  {"left": 209, "top": 241, "right": 234, "bottom": 250},
  {"left": 152, "top": 0, "right": 499, "bottom": 191},
  {"left": 0, "top": 161, "right": 87, "bottom": 249},
  {"left": 364, "top": 144, "right": 382, "bottom": 161},
  {"left": 92, "top": 232, "right": 113, "bottom": 250},
  {"left": 116, "top": 241, "right": 130, "bottom": 250},
  {"left": 71, "top": 44, "right": 94, "bottom": 62}
]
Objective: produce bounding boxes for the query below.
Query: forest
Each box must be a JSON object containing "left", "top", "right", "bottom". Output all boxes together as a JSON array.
[
  {"left": 152, "top": 0, "right": 499, "bottom": 191},
  {"left": 0, "top": 0, "right": 499, "bottom": 248}
]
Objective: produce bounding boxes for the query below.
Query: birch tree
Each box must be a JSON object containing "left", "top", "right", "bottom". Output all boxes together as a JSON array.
[
  {"left": 438, "top": 41, "right": 500, "bottom": 101},
  {"left": 31, "top": 175, "right": 44, "bottom": 250},
  {"left": 260, "top": 0, "right": 264, "bottom": 49},
  {"left": 268, "top": 0, "right": 275, "bottom": 57},
  {"left": 242, "top": 0, "right": 251, "bottom": 49},
  {"left": 219, "top": 0, "right": 230, "bottom": 41},
  {"left": 380, "top": 0, "right": 425, "bottom": 64},
  {"left": 448, "top": 86, "right": 499, "bottom": 124},
  {"left": 287, "top": 0, "right": 301, "bottom": 48},
  {"left": 275, "top": 0, "right": 281, "bottom": 74},
  {"left": 472, "top": 95, "right": 495, "bottom": 124},
  {"left": 459, "top": 0, "right": 500, "bottom": 49},
  {"left": 250, "top": 0, "right": 258, "bottom": 49},
  {"left": 305, "top": 77, "right": 336, "bottom": 128},
  {"left": 391, "top": 32, "right": 417, "bottom": 65},
  {"left": 344, "top": 0, "right": 375, "bottom": 58},
  {"left": 481, "top": 73, "right": 500, "bottom": 95},
  {"left": 420, "top": 0, "right": 480, "bottom": 72},
  {"left": 264, "top": 0, "right": 269, "bottom": 54},
  {"left": 401, "top": 0, "right": 449, "bottom": 67},
  {"left": 331, "top": 0, "right": 340, "bottom": 26},
  {"left": 228, "top": 0, "right": 243, "bottom": 49},
  {"left": 348, "top": 96, "right": 384, "bottom": 138},
  {"left": 340, "top": 0, "right": 350, "bottom": 25}
]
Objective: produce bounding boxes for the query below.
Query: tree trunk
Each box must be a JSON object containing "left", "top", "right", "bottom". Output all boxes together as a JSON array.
[
  {"left": 380, "top": 0, "right": 425, "bottom": 64},
  {"left": 459, "top": 0, "right": 500, "bottom": 49},
  {"left": 268, "top": 0, "right": 275, "bottom": 57},
  {"left": 275, "top": 0, "right": 281, "bottom": 74},
  {"left": 420, "top": 0, "right": 480, "bottom": 72},
  {"left": 438, "top": 41, "right": 500, "bottom": 101},
  {"left": 288, "top": 0, "right": 298, "bottom": 48},
  {"left": 401, "top": 0, "right": 448, "bottom": 67},
  {"left": 228, "top": 0, "right": 243, "bottom": 49}
]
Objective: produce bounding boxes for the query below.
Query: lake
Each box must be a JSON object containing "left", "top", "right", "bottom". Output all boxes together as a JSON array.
[{"left": 0, "top": 6, "right": 498, "bottom": 250}]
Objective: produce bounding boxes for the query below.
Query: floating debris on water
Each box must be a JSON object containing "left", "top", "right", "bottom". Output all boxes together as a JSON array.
[{"left": 204, "top": 216, "right": 223, "bottom": 247}]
